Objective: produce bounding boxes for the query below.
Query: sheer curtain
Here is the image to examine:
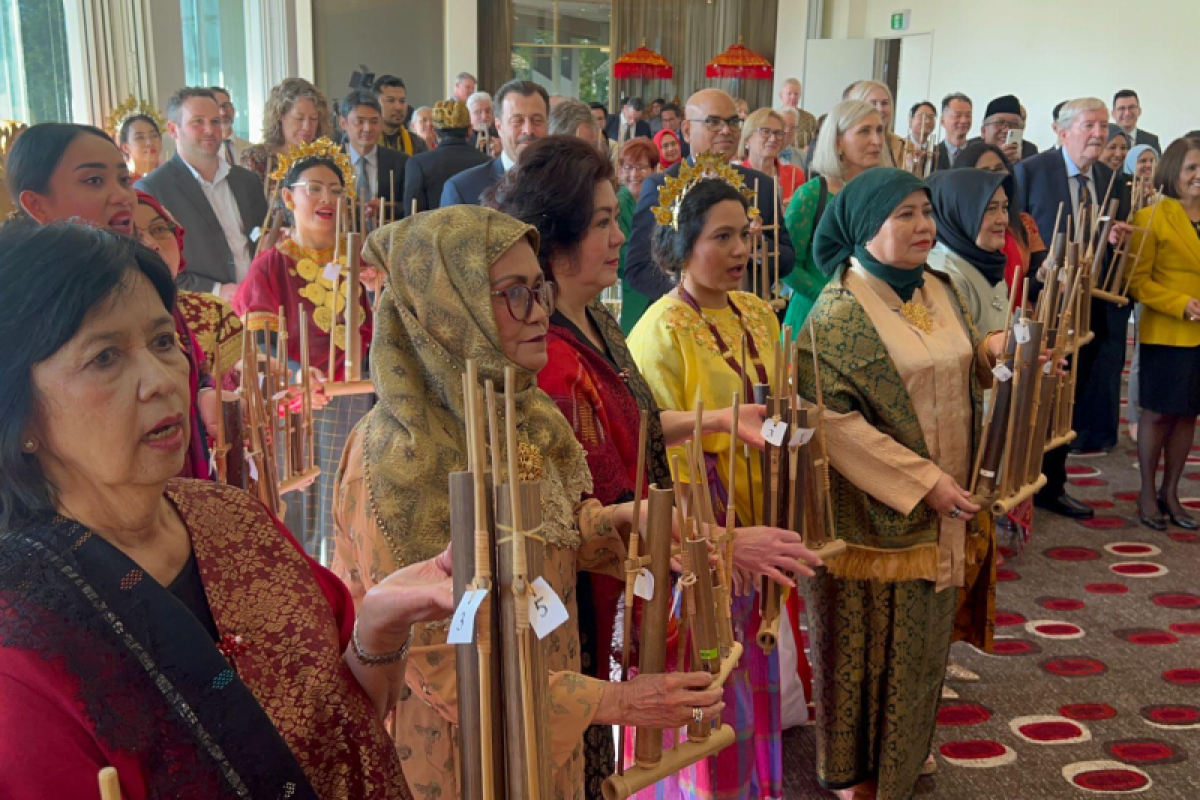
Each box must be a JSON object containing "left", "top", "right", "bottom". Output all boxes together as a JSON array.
[{"left": 614, "top": 0, "right": 779, "bottom": 111}]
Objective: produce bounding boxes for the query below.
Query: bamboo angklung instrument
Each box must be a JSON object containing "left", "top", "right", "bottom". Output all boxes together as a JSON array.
[
  {"left": 968, "top": 278, "right": 1020, "bottom": 498},
  {"left": 451, "top": 365, "right": 505, "bottom": 800},
  {"left": 767, "top": 178, "right": 785, "bottom": 312},
  {"left": 617, "top": 410, "right": 651, "bottom": 775},
  {"left": 275, "top": 306, "right": 320, "bottom": 496},
  {"left": 323, "top": 230, "right": 374, "bottom": 397},
  {"left": 755, "top": 335, "right": 785, "bottom": 654},
  {"left": 240, "top": 313, "right": 281, "bottom": 514},
  {"left": 254, "top": 180, "right": 284, "bottom": 257},
  {"left": 1095, "top": 189, "right": 1163, "bottom": 304},
  {"left": 98, "top": 767, "right": 120, "bottom": 800},
  {"left": 803, "top": 322, "right": 847, "bottom": 560}
]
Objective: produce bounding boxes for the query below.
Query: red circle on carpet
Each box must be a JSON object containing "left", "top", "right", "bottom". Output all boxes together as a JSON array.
[
  {"left": 1170, "top": 531, "right": 1200, "bottom": 543},
  {"left": 1114, "top": 491, "right": 1140, "bottom": 502},
  {"left": 1018, "top": 720, "right": 1084, "bottom": 741},
  {"left": 1066, "top": 465, "right": 1097, "bottom": 475},
  {"left": 1071, "top": 477, "right": 1108, "bottom": 487},
  {"left": 937, "top": 703, "right": 991, "bottom": 726},
  {"left": 1086, "top": 583, "right": 1130, "bottom": 595},
  {"left": 939, "top": 739, "right": 1007, "bottom": 760},
  {"left": 1044, "top": 546, "right": 1101, "bottom": 561},
  {"left": 1060, "top": 703, "right": 1116, "bottom": 721},
  {"left": 995, "top": 611, "right": 1027, "bottom": 627},
  {"left": 1040, "top": 597, "right": 1086, "bottom": 611},
  {"left": 1111, "top": 562, "right": 1167, "bottom": 576},
  {"left": 1107, "top": 740, "right": 1180, "bottom": 764},
  {"left": 1041, "top": 657, "right": 1107, "bottom": 677},
  {"left": 1081, "top": 516, "right": 1128, "bottom": 529},
  {"left": 1152, "top": 593, "right": 1200, "bottom": 608},
  {"left": 1169, "top": 622, "right": 1200, "bottom": 635},
  {"left": 1109, "top": 544, "right": 1156, "bottom": 555},
  {"left": 993, "top": 639, "right": 1040, "bottom": 656},
  {"left": 1163, "top": 668, "right": 1200, "bottom": 686},
  {"left": 1142, "top": 705, "right": 1200, "bottom": 726},
  {"left": 1071, "top": 768, "right": 1150, "bottom": 792},
  {"left": 996, "top": 568, "right": 1020, "bottom": 582},
  {"left": 1086, "top": 499, "right": 1115, "bottom": 509},
  {"left": 1034, "top": 623, "right": 1083, "bottom": 637},
  {"left": 1115, "top": 628, "right": 1179, "bottom": 646}
]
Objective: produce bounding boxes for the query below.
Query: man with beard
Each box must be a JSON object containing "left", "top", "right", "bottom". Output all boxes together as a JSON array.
[
  {"left": 622, "top": 88, "right": 794, "bottom": 313},
  {"left": 372, "top": 75, "right": 427, "bottom": 156},
  {"left": 1015, "top": 97, "right": 1131, "bottom": 518},
  {"left": 935, "top": 92, "right": 973, "bottom": 170},
  {"left": 440, "top": 79, "right": 548, "bottom": 206}
]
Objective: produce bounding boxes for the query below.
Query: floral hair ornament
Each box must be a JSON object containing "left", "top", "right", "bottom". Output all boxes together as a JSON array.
[
  {"left": 651, "top": 151, "right": 760, "bottom": 230},
  {"left": 269, "top": 136, "right": 356, "bottom": 203},
  {"left": 105, "top": 96, "right": 167, "bottom": 140}
]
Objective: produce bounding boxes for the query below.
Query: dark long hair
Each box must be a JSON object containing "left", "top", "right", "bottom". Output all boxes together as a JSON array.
[
  {"left": 0, "top": 221, "right": 177, "bottom": 530},
  {"left": 118, "top": 114, "right": 160, "bottom": 144},
  {"left": 1154, "top": 138, "right": 1200, "bottom": 200},
  {"left": 484, "top": 135, "right": 616, "bottom": 279},
  {"left": 6, "top": 123, "right": 114, "bottom": 203},
  {"left": 652, "top": 179, "right": 749, "bottom": 275}
]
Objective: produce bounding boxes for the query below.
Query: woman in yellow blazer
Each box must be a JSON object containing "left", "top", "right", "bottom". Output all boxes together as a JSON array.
[{"left": 1128, "top": 137, "right": 1200, "bottom": 531}]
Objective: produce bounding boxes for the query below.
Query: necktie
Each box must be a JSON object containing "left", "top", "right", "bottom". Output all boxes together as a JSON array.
[
  {"left": 357, "top": 156, "right": 371, "bottom": 202},
  {"left": 1075, "top": 174, "right": 1091, "bottom": 242},
  {"left": 223, "top": 139, "right": 234, "bottom": 164}
]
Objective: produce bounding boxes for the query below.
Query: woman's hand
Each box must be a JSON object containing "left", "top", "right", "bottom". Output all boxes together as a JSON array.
[
  {"left": 356, "top": 548, "right": 455, "bottom": 655},
  {"left": 197, "top": 388, "right": 220, "bottom": 439},
  {"left": 286, "top": 366, "right": 330, "bottom": 412},
  {"left": 1185, "top": 298, "right": 1200, "bottom": 322},
  {"left": 594, "top": 672, "right": 725, "bottom": 728},
  {"left": 1109, "top": 221, "right": 1132, "bottom": 247},
  {"left": 729, "top": 525, "right": 823, "bottom": 584},
  {"left": 983, "top": 330, "right": 1007, "bottom": 364},
  {"left": 711, "top": 404, "right": 770, "bottom": 451},
  {"left": 923, "top": 473, "right": 980, "bottom": 521},
  {"left": 730, "top": 564, "right": 756, "bottom": 597},
  {"left": 360, "top": 266, "right": 384, "bottom": 293}
]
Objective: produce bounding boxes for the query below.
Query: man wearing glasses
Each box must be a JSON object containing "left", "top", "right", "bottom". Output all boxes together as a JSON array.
[
  {"left": 622, "top": 88, "right": 794, "bottom": 318},
  {"left": 978, "top": 94, "right": 1037, "bottom": 163},
  {"left": 211, "top": 87, "right": 251, "bottom": 166},
  {"left": 1111, "top": 89, "right": 1160, "bottom": 153}
]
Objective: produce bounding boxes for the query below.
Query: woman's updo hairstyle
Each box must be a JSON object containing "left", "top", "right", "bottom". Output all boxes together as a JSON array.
[
  {"left": 6, "top": 123, "right": 114, "bottom": 208},
  {"left": 651, "top": 178, "right": 749, "bottom": 275},
  {"left": 118, "top": 114, "right": 159, "bottom": 144},
  {"left": 285, "top": 155, "right": 345, "bottom": 188},
  {"left": 484, "top": 134, "right": 616, "bottom": 280}
]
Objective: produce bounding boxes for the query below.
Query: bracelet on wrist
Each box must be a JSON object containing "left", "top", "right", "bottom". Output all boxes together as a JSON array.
[{"left": 351, "top": 619, "right": 412, "bottom": 667}]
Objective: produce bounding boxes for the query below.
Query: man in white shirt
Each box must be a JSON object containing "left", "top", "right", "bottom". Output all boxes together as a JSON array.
[
  {"left": 211, "top": 86, "right": 251, "bottom": 166},
  {"left": 1111, "top": 89, "right": 1161, "bottom": 153},
  {"left": 136, "top": 88, "right": 266, "bottom": 298},
  {"left": 339, "top": 89, "right": 408, "bottom": 224},
  {"left": 935, "top": 93, "right": 973, "bottom": 170},
  {"left": 604, "top": 97, "right": 650, "bottom": 145}
]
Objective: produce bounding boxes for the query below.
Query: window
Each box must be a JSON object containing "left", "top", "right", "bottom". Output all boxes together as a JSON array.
[
  {"left": 0, "top": 0, "right": 81, "bottom": 123},
  {"left": 512, "top": 0, "right": 610, "bottom": 105},
  {"left": 179, "top": 0, "right": 251, "bottom": 140}
]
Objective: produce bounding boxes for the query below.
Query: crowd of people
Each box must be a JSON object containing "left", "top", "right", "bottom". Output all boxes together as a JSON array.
[{"left": 2, "top": 57, "right": 1199, "bottom": 800}]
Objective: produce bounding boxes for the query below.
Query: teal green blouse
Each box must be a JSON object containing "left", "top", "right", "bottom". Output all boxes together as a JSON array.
[{"left": 781, "top": 176, "right": 838, "bottom": 335}]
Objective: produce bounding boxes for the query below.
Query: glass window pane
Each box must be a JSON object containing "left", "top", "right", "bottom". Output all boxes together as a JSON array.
[
  {"left": 513, "top": 0, "right": 555, "bottom": 45},
  {"left": 512, "top": 0, "right": 611, "bottom": 105},
  {"left": 179, "top": 0, "right": 250, "bottom": 139},
  {"left": 558, "top": 0, "right": 609, "bottom": 47},
  {"left": 0, "top": 0, "right": 73, "bottom": 123}
]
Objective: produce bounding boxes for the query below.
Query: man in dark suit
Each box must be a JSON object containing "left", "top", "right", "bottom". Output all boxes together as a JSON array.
[
  {"left": 978, "top": 94, "right": 1038, "bottom": 164},
  {"left": 605, "top": 97, "right": 652, "bottom": 146},
  {"left": 1112, "top": 89, "right": 1161, "bottom": 153},
  {"left": 624, "top": 88, "right": 794, "bottom": 308},
  {"left": 441, "top": 80, "right": 549, "bottom": 207},
  {"left": 404, "top": 101, "right": 491, "bottom": 213},
  {"left": 1015, "top": 97, "right": 1132, "bottom": 519},
  {"left": 339, "top": 90, "right": 407, "bottom": 222},
  {"left": 137, "top": 87, "right": 267, "bottom": 299},
  {"left": 934, "top": 93, "right": 973, "bottom": 171}
]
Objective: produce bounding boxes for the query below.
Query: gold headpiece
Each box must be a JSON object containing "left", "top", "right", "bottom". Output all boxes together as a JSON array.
[
  {"left": 652, "top": 151, "right": 760, "bottom": 230},
  {"left": 105, "top": 96, "right": 166, "bottom": 139},
  {"left": 432, "top": 100, "right": 471, "bottom": 130},
  {"left": 269, "top": 137, "right": 356, "bottom": 202}
]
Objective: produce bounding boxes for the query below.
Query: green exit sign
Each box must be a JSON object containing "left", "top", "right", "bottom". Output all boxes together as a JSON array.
[{"left": 890, "top": 10, "right": 910, "bottom": 30}]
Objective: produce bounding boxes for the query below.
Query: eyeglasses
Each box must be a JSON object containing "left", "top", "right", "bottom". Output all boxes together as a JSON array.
[
  {"left": 491, "top": 281, "right": 557, "bottom": 323},
  {"left": 755, "top": 127, "right": 786, "bottom": 141},
  {"left": 141, "top": 220, "right": 177, "bottom": 242},
  {"left": 130, "top": 132, "right": 161, "bottom": 144},
  {"left": 620, "top": 163, "right": 654, "bottom": 175},
  {"left": 291, "top": 181, "right": 346, "bottom": 199},
  {"left": 688, "top": 115, "right": 743, "bottom": 132}
]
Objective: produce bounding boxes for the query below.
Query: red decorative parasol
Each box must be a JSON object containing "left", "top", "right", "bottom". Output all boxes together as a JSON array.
[
  {"left": 705, "top": 37, "right": 774, "bottom": 81},
  {"left": 613, "top": 39, "right": 674, "bottom": 81}
]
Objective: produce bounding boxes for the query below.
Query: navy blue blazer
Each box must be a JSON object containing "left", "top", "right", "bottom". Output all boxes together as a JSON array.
[
  {"left": 605, "top": 116, "right": 652, "bottom": 142},
  {"left": 624, "top": 159, "right": 796, "bottom": 302},
  {"left": 1013, "top": 148, "right": 1128, "bottom": 247},
  {"left": 440, "top": 157, "right": 506, "bottom": 207}
]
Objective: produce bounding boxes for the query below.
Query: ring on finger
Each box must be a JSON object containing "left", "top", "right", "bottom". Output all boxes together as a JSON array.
[
  {"left": 949, "top": 507, "right": 961, "bottom": 519},
  {"left": 693, "top": 707, "right": 704, "bottom": 724}
]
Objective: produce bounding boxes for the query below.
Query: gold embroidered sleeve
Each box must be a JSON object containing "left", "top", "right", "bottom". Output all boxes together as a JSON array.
[
  {"left": 574, "top": 499, "right": 625, "bottom": 579},
  {"left": 547, "top": 671, "right": 607, "bottom": 768}
]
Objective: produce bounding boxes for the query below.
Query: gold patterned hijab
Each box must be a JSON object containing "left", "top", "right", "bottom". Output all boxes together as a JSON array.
[{"left": 361, "top": 205, "right": 593, "bottom": 568}]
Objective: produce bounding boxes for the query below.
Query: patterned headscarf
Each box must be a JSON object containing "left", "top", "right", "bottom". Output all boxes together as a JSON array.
[{"left": 360, "top": 206, "right": 593, "bottom": 568}]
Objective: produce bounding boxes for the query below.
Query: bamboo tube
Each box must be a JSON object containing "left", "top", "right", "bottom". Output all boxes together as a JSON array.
[
  {"left": 212, "top": 315, "right": 228, "bottom": 485},
  {"left": 344, "top": 232, "right": 363, "bottom": 381},
  {"left": 222, "top": 391, "right": 247, "bottom": 490},
  {"left": 633, "top": 485, "right": 676, "bottom": 768},
  {"left": 1002, "top": 318, "right": 1044, "bottom": 494},
  {"left": 299, "top": 308, "right": 316, "bottom": 473},
  {"left": 617, "top": 410, "right": 650, "bottom": 774},
  {"left": 254, "top": 182, "right": 283, "bottom": 257},
  {"left": 277, "top": 307, "right": 293, "bottom": 481},
  {"left": 605, "top": 725, "right": 737, "bottom": 800},
  {"left": 971, "top": 313, "right": 1019, "bottom": 496},
  {"left": 741, "top": 335, "right": 757, "bottom": 524},
  {"left": 98, "top": 767, "right": 121, "bottom": 800},
  {"left": 668, "top": 453, "right": 692, "bottom": 748}
]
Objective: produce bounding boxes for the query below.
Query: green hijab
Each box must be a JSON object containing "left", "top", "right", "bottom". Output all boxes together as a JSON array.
[{"left": 813, "top": 167, "right": 931, "bottom": 301}]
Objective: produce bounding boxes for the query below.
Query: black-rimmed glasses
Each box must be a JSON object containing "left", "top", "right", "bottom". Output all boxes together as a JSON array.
[
  {"left": 491, "top": 281, "right": 557, "bottom": 322},
  {"left": 688, "top": 115, "right": 743, "bottom": 132}
]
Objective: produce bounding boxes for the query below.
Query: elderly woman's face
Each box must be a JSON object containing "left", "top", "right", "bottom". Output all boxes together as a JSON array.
[
  {"left": 619, "top": 156, "right": 654, "bottom": 198},
  {"left": 1136, "top": 150, "right": 1158, "bottom": 178},
  {"left": 749, "top": 115, "right": 786, "bottom": 161},
  {"left": 282, "top": 98, "right": 320, "bottom": 147},
  {"left": 134, "top": 203, "right": 182, "bottom": 276},
  {"left": 1101, "top": 136, "right": 1129, "bottom": 172},
  {"left": 660, "top": 133, "right": 681, "bottom": 163},
  {"left": 683, "top": 199, "right": 751, "bottom": 295},
  {"left": 865, "top": 190, "right": 936, "bottom": 271},
  {"left": 21, "top": 134, "right": 136, "bottom": 236},
  {"left": 976, "top": 186, "right": 1010, "bottom": 252},
  {"left": 29, "top": 271, "right": 190, "bottom": 497},
  {"left": 490, "top": 239, "right": 552, "bottom": 373}
]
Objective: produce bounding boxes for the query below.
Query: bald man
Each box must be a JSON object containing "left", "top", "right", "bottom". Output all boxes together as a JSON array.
[{"left": 623, "top": 88, "right": 794, "bottom": 316}]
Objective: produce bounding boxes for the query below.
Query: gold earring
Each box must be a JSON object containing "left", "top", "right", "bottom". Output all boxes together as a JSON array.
[
  {"left": 285, "top": 201, "right": 295, "bottom": 210},
  {"left": 22, "top": 439, "right": 35, "bottom": 453}
]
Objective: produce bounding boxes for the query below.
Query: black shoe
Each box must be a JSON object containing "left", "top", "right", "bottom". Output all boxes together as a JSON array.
[
  {"left": 1140, "top": 512, "right": 1169, "bottom": 532},
  {"left": 1158, "top": 499, "right": 1200, "bottom": 530},
  {"left": 1035, "top": 493, "right": 1095, "bottom": 520}
]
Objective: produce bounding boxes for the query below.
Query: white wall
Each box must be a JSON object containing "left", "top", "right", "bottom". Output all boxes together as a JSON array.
[
  {"left": 773, "top": 0, "right": 812, "bottom": 107},
  {"left": 863, "top": 0, "right": 1200, "bottom": 150}
]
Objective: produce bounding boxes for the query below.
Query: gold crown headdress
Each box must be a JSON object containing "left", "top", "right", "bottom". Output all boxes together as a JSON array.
[
  {"left": 105, "top": 96, "right": 167, "bottom": 139},
  {"left": 432, "top": 100, "right": 471, "bottom": 130},
  {"left": 269, "top": 137, "right": 357, "bottom": 202},
  {"left": 652, "top": 151, "right": 760, "bottom": 230}
]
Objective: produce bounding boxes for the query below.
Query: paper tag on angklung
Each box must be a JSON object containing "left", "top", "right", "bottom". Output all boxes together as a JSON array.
[
  {"left": 249, "top": 226, "right": 262, "bottom": 243},
  {"left": 323, "top": 261, "right": 342, "bottom": 283},
  {"left": 246, "top": 452, "right": 259, "bottom": 482},
  {"left": 528, "top": 577, "right": 570, "bottom": 640},
  {"left": 634, "top": 568, "right": 655, "bottom": 601},
  {"left": 790, "top": 427, "right": 816, "bottom": 447},
  {"left": 992, "top": 363, "right": 1013, "bottom": 382},
  {"left": 1043, "top": 360, "right": 1055, "bottom": 375},
  {"left": 1013, "top": 321, "right": 1031, "bottom": 344},
  {"left": 447, "top": 589, "right": 488, "bottom": 645},
  {"left": 761, "top": 417, "right": 788, "bottom": 447}
]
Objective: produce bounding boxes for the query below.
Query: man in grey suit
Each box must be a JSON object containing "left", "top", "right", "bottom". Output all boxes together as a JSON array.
[
  {"left": 1112, "top": 89, "right": 1161, "bottom": 153},
  {"left": 137, "top": 87, "right": 266, "bottom": 300}
]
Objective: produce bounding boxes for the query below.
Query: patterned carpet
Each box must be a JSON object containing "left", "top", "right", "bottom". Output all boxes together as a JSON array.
[{"left": 782, "top": 348, "right": 1200, "bottom": 798}]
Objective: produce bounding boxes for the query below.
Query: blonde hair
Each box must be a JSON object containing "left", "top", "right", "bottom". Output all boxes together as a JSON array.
[
  {"left": 810, "top": 100, "right": 879, "bottom": 181},
  {"left": 260, "top": 78, "right": 332, "bottom": 150},
  {"left": 739, "top": 108, "right": 784, "bottom": 158},
  {"left": 845, "top": 80, "right": 894, "bottom": 117}
]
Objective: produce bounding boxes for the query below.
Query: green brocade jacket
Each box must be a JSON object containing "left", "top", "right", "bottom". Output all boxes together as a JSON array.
[{"left": 796, "top": 265, "right": 986, "bottom": 574}]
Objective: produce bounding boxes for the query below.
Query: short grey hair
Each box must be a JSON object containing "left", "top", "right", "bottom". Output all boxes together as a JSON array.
[
  {"left": 811, "top": 100, "right": 879, "bottom": 181},
  {"left": 467, "top": 91, "right": 493, "bottom": 112},
  {"left": 1057, "top": 98, "right": 1107, "bottom": 130},
  {"left": 455, "top": 72, "right": 476, "bottom": 85},
  {"left": 549, "top": 99, "right": 597, "bottom": 139}
]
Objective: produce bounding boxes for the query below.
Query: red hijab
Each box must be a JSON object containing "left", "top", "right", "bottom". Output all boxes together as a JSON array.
[{"left": 653, "top": 129, "right": 682, "bottom": 169}]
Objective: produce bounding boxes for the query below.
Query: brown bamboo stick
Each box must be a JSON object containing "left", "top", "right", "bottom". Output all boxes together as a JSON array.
[
  {"left": 617, "top": 410, "right": 650, "bottom": 774},
  {"left": 632, "top": 485, "right": 675, "bottom": 768}
]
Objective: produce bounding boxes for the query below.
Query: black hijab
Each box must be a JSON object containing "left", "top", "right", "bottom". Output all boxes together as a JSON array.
[{"left": 927, "top": 168, "right": 1012, "bottom": 284}]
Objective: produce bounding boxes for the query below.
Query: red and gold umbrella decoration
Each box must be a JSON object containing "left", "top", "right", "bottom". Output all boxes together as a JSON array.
[
  {"left": 705, "top": 37, "right": 774, "bottom": 81},
  {"left": 613, "top": 39, "right": 674, "bottom": 81}
]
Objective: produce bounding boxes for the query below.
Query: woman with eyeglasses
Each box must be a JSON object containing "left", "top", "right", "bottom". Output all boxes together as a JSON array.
[
  {"left": 233, "top": 147, "right": 368, "bottom": 554},
  {"left": 330, "top": 205, "right": 727, "bottom": 800},
  {"left": 117, "top": 114, "right": 163, "bottom": 181},
  {"left": 740, "top": 108, "right": 805, "bottom": 207},
  {"left": 617, "top": 137, "right": 660, "bottom": 332}
]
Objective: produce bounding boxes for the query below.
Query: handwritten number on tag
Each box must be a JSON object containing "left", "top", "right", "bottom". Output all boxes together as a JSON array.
[
  {"left": 1014, "top": 321, "right": 1031, "bottom": 344},
  {"left": 447, "top": 589, "right": 487, "bottom": 645},
  {"left": 528, "top": 577, "right": 569, "bottom": 639},
  {"left": 761, "top": 417, "right": 788, "bottom": 448},
  {"left": 790, "top": 427, "right": 816, "bottom": 447},
  {"left": 992, "top": 363, "right": 1013, "bottom": 382}
]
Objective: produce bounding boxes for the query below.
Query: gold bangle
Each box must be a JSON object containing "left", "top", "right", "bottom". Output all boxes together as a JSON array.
[{"left": 351, "top": 619, "right": 412, "bottom": 666}]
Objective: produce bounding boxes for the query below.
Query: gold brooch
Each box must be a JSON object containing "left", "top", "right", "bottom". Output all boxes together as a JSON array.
[
  {"left": 517, "top": 441, "right": 544, "bottom": 482},
  {"left": 899, "top": 300, "right": 933, "bottom": 334},
  {"left": 652, "top": 152, "right": 761, "bottom": 230}
]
